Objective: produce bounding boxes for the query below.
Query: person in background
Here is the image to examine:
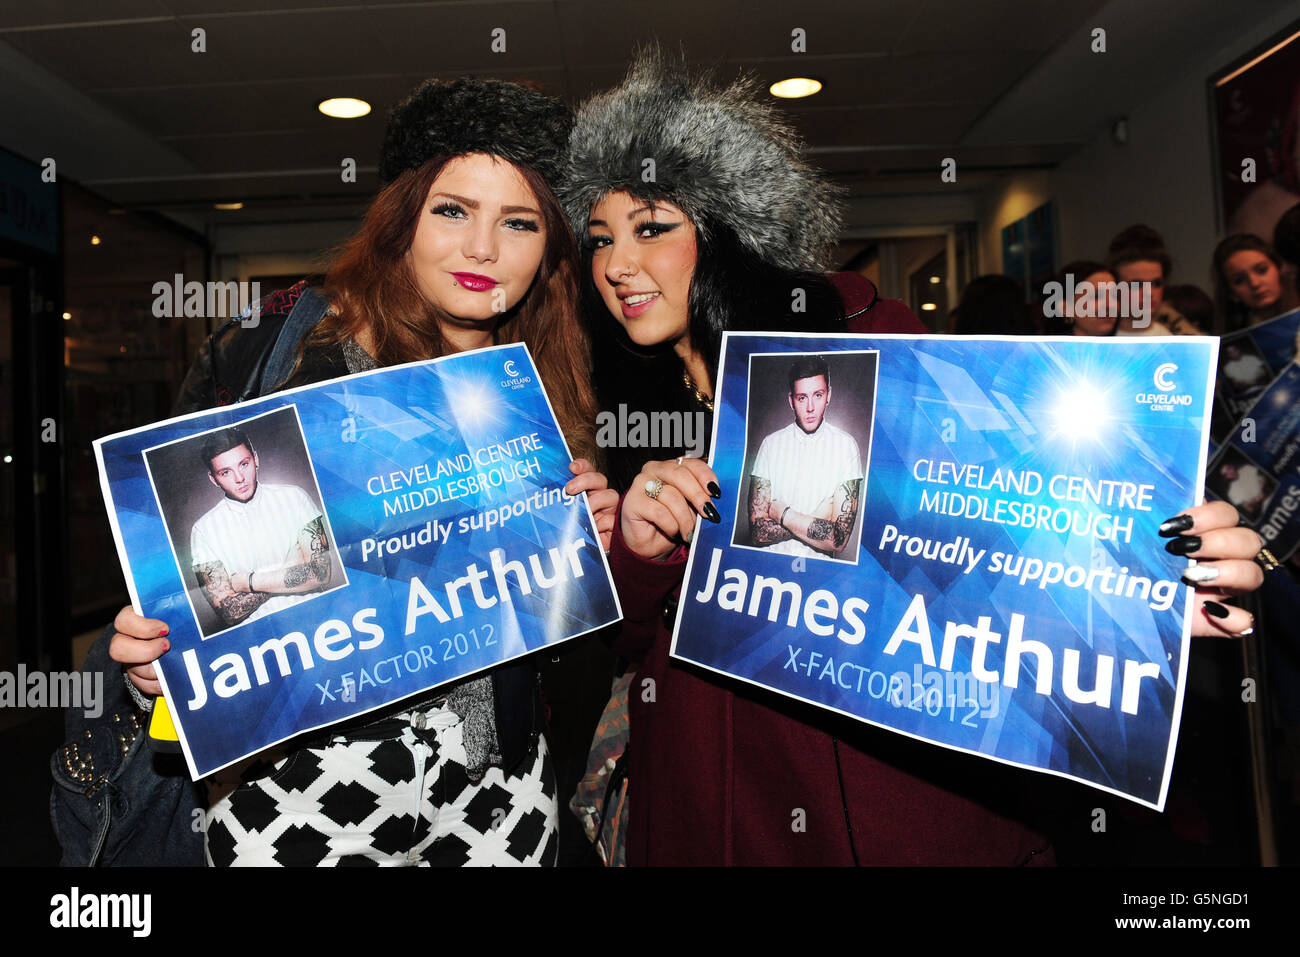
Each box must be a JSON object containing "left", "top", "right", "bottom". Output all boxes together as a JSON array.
[
  {"left": 1273, "top": 201, "right": 1300, "bottom": 301},
  {"left": 1106, "top": 224, "right": 1203, "bottom": 336},
  {"left": 950, "top": 274, "right": 1036, "bottom": 336},
  {"left": 1212, "top": 233, "right": 1300, "bottom": 331},
  {"left": 1043, "top": 260, "right": 1120, "bottom": 336},
  {"left": 1163, "top": 284, "right": 1216, "bottom": 336}
]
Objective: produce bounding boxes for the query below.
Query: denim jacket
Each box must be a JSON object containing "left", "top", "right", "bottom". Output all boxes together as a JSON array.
[{"left": 50, "top": 625, "right": 206, "bottom": 866}]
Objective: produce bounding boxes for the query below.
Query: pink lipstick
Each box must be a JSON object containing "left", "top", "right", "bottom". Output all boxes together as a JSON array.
[{"left": 452, "top": 272, "right": 499, "bottom": 292}]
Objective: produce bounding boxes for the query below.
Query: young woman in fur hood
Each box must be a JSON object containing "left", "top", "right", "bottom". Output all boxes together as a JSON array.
[{"left": 561, "top": 52, "right": 1266, "bottom": 866}]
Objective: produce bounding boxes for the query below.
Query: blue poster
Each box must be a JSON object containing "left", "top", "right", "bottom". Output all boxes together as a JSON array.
[
  {"left": 1207, "top": 363, "right": 1300, "bottom": 561},
  {"left": 1213, "top": 306, "right": 1300, "bottom": 441},
  {"left": 671, "top": 332, "right": 1218, "bottom": 809},
  {"left": 96, "top": 344, "right": 621, "bottom": 779}
]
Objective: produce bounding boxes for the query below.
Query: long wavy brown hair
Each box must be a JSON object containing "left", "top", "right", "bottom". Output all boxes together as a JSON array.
[{"left": 309, "top": 154, "right": 599, "bottom": 463}]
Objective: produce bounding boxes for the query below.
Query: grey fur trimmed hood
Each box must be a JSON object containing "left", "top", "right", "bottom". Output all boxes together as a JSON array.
[{"left": 562, "top": 51, "right": 842, "bottom": 273}]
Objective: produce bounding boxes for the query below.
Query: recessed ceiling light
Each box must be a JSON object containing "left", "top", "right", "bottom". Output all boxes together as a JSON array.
[
  {"left": 921, "top": 302, "right": 937, "bottom": 311},
  {"left": 770, "top": 77, "right": 822, "bottom": 99},
  {"left": 319, "top": 97, "right": 371, "bottom": 119},
  {"left": 928, "top": 275, "right": 942, "bottom": 284},
  {"left": 90, "top": 235, "right": 101, "bottom": 245},
  {"left": 62, "top": 312, "right": 71, "bottom": 320},
  {"left": 213, "top": 202, "right": 244, "bottom": 210}
]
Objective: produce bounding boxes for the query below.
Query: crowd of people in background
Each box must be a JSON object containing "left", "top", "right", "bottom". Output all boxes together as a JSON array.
[{"left": 952, "top": 211, "right": 1300, "bottom": 337}]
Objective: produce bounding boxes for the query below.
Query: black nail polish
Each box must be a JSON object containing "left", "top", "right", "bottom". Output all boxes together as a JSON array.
[
  {"left": 1203, "top": 600, "right": 1230, "bottom": 619},
  {"left": 702, "top": 501, "right": 721, "bottom": 524},
  {"left": 707, "top": 481, "right": 722, "bottom": 499},
  {"left": 1164, "top": 535, "right": 1201, "bottom": 556},
  {"left": 1158, "top": 514, "right": 1193, "bottom": 537}
]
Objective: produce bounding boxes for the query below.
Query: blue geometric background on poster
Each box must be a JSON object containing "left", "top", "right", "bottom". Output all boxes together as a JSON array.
[
  {"left": 673, "top": 333, "right": 1216, "bottom": 808},
  {"left": 98, "top": 344, "right": 620, "bottom": 778}
]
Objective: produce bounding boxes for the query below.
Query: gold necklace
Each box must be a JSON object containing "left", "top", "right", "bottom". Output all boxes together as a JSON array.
[{"left": 682, "top": 368, "right": 714, "bottom": 413}]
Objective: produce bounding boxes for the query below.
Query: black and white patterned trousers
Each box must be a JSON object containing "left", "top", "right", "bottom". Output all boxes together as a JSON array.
[{"left": 203, "top": 702, "right": 558, "bottom": 866}]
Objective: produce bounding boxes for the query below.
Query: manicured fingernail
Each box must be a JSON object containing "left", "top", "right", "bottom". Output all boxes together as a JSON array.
[
  {"left": 1237, "top": 625, "right": 1255, "bottom": 637},
  {"left": 162, "top": 640, "right": 170, "bottom": 653},
  {"left": 702, "top": 501, "right": 721, "bottom": 523},
  {"left": 1181, "top": 565, "right": 1219, "bottom": 585},
  {"left": 1158, "top": 514, "right": 1194, "bottom": 537},
  {"left": 1203, "top": 600, "right": 1230, "bottom": 619},
  {"left": 1165, "top": 535, "right": 1201, "bottom": 556},
  {"left": 707, "top": 481, "right": 722, "bottom": 499},
  {"left": 158, "top": 627, "right": 169, "bottom": 638}
]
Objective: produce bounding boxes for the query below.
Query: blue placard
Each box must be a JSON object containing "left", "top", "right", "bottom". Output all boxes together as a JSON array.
[
  {"left": 1207, "top": 362, "right": 1300, "bottom": 560},
  {"left": 1213, "top": 307, "right": 1300, "bottom": 437},
  {"left": 671, "top": 332, "right": 1218, "bottom": 809},
  {"left": 96, "top": 344, "right": 621, "bottom": 779}
]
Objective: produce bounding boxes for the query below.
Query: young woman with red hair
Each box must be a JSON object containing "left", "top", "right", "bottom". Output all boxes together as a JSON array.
[{"left": 105, "top": 77, "right": 615, "bottom": 866}]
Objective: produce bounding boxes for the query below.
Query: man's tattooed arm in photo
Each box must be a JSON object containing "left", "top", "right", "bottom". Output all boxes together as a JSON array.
[
  {"left": 750, "top": 476, "right": 793, "bottom": 546},
  {"left": 804, "top": 479, "right": 861, "bottom": 552},
  {"left": 197, "top": 518, "right": 334, "bottom": 622},
  {"left": 773, "top": 479, "right": 861, "bottom": 555},
  {"left": 194, "top": 560, "right": 270, "bottom": 627}
]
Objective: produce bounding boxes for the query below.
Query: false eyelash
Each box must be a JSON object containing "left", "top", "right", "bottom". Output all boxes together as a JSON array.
[{"left": 635, "top": 221, "right": 679, "bottom": 237}]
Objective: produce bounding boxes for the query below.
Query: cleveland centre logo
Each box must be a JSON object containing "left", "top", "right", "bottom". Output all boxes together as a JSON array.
[{"left": 1135, "top": 363, "right": 1192, "bottom": 411}]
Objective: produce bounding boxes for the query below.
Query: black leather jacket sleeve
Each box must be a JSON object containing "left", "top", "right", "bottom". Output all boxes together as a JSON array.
[{"left": 172, "top": 314, "right": 292, "bottom": 416}]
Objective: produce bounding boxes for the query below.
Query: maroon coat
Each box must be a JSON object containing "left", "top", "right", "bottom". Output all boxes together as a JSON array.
[{"left": 609, "top": 275, "right": 1054, "bottom": 865}]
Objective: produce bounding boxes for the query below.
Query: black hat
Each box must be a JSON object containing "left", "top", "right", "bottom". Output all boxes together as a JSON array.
[{"left": 379, "top": 77, "right": 573, "bottom": 186}]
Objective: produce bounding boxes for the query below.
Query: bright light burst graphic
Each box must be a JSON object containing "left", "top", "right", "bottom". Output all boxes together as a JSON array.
[{"left": 1050, "top": 380, "right": 1111, "bottom": 442}]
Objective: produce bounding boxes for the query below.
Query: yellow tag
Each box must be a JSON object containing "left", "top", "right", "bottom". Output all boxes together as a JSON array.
[{"left": 148, "top": 696, "right": 179, "bottom": 741}]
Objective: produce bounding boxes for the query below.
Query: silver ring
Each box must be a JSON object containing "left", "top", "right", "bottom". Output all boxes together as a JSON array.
[{"left": 644, "top": 478, "right": 664, "bottom": 500}]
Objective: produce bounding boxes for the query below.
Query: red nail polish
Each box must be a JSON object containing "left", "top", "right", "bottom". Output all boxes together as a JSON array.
[
  {"left": 158, "top": 627, "right": 169, "bottom": 638},
  {"left": 162, "top": 639, "right": 170, "bottom": 653}
]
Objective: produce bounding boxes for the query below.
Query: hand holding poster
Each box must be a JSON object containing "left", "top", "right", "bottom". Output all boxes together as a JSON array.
[
  {"left": 96, "top": 344, "right": 621, "bottom": 779},
  {"left": 672, "top": 333, "right": 1218, "bottom": 809}
]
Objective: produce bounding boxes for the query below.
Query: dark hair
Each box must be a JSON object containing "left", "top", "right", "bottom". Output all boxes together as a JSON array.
[
  {"left": 1106, "top": 224, "right": 1171, "bottom": 277},
  {"left": 311, "top": 154, "right": 599, "bottom": 464},
  {"left": 582, "top": 220, "right": 844, "bottom": 492},
  {"left": 200, "top": 428, "right": 253, "bottom": 472},
  {"left": 684, "top": 223, "right": 843, "bottom": 380},
  {"left": 1163, "top": 284, "right": 1214, "bottom": 331},
  {"left": 787, "top": 355, "right": 829, "bottom": 392},
  {"left": 1273, "top": 201, "right": 1300, "bottom": 267},
  {"left": 951, "top": 274, "right": 1033, "bottom": 335},
  {"left": 1043, "top": 261, "right": 1111, "bottom": 335},
  {"left": 1212, "top": 233, "right": 1285, "bottom": 332}
]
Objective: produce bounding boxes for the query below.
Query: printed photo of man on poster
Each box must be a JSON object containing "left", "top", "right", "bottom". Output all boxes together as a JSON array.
[
  {"left": 734, "top": 352, "right": 877, "bottom": 564},
  {"left": 143, "top": 407, "right": 343, "bottom": 638}
]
